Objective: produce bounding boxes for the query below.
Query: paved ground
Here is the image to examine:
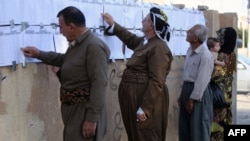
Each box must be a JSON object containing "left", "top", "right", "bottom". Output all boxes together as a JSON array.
[
  {"left": 236, "top": 94, "right": 250, "bottom": 124},
  {"left": 235, "top": 48, "right": 250, "bottom": 125}
]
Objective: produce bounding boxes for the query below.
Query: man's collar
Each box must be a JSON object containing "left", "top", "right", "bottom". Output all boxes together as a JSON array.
[
  {"left": 69, "top": 28, "right": 89, "bottom": 47},
  {"left": 193, "top": 44, "right": 203, "bottom": 53}
]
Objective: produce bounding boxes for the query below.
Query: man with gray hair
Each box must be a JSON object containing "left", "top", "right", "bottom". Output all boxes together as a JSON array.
[{"left": 178, "top": 24, "right": 214, "bottom": 141}]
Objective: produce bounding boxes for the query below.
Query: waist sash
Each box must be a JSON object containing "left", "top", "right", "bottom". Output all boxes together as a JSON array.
[
  {"left": 122, "top": 69, "right": 149, "bottom": 84},
  {"left": 60, "top": 87, "right": 90, "bottom": 104}
]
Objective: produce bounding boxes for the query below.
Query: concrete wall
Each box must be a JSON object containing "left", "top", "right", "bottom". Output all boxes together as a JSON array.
[
  {"left": 0, "top": 64, "right": 63, "bottom": 141},
  {"left": 0, "top": 10, "right": 238, "bottom": 141},
  {"left": 0, "top": 57, "right": 185, "bottom": 141},
  {"left": 203, "top": 10, "right": 220, "bottom": 37}
]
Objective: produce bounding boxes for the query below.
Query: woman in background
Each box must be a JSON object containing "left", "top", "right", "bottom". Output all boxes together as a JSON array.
[{"left": 210, "top": 27, "right": 237, "bottom": 141}]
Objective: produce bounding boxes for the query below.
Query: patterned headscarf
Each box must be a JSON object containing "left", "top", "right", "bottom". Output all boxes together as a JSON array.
[{"left": 150, "top": 7, "right": 171, "bottom": 41}]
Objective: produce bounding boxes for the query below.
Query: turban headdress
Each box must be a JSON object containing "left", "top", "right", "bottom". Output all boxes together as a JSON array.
[{"left": 150, "top": 7, "right": 171, "bottom": 41}]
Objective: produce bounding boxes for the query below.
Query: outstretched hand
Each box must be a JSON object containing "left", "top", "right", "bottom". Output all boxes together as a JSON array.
[
  {"left": 21, "top": 46, "right": 40, "bottom": 58},
  {"left": 101, "top": 13, "right": 114, "bottom": 26}
]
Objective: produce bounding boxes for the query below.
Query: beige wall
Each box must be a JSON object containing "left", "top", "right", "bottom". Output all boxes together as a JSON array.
[
  {"left": 0, "top": 57, "right": 184, "bottom": 141},
  {"left": 0, "top": 10, "right": 238, "bottom": 141},
  {"left": 0, "top": 64, "right": 63, "bottom": 141}
]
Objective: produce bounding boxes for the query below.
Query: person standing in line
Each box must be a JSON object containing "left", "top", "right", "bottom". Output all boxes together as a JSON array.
[
  {"left": 210, "top": 27, "right": 237, "bottom": 141},
  {"left": 21, "top": 6, "right": 110, "bottom": 141},
  {"left": 102, "top": 7, "right": 173, "bottom": 141},
  {"left": 178, "top": 24, "right": 214, "bottom": 141},
  {"left": 207, "top": 37, "right": 225, "bottom": 66}
]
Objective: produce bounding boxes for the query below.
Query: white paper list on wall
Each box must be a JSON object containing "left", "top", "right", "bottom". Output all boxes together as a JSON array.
[{"left": 0, "top": 0, "right": 205, "bottom": 67}]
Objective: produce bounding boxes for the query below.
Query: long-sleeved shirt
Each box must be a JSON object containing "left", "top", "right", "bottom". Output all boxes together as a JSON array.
[
  {"left": 183, "top": 44, "right": 214, "bottom": 100},
  {"left": 38, "top": 29, "right": 110, "bottom": 122}
]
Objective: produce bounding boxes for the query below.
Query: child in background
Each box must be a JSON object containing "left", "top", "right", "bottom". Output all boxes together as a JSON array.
[{"left": 207, "top": 37, "right": 225, "bottom": 66}]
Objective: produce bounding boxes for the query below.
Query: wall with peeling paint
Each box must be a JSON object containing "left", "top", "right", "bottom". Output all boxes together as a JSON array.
[
  {"left": 0, "top": 58, "right": 184, "bottom": 141},
  {"left": 0, "top": 64, "right": 63, "bottom": 141}
]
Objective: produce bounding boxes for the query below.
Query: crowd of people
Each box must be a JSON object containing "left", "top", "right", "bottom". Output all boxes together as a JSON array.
[{"left": 21, "top": 6, "right": 237, "bottom": 141}]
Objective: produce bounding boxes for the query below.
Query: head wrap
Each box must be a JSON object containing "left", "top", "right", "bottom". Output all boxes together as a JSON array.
[
  {"left": 150, "top": 7, "right": 171, "bottom": 41},
  {"left": 216, "top": 27, "right": 237, "bottom": 54}
]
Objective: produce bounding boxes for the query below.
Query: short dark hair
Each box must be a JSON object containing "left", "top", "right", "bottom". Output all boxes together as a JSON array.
[
  {"left": 57, "top": 6, "right": 85, "bottom": 27},
  {"left": 207, "top": 37, "right": 219, "bottom": 49}
]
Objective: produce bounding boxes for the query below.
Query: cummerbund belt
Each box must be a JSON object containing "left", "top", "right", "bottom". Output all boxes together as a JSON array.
[
  {"left": 122, "top": 69, "right": 149, "bottom": 84},
  {"left": 60, "top": 87, "right": 90, "bottom": 104}
]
